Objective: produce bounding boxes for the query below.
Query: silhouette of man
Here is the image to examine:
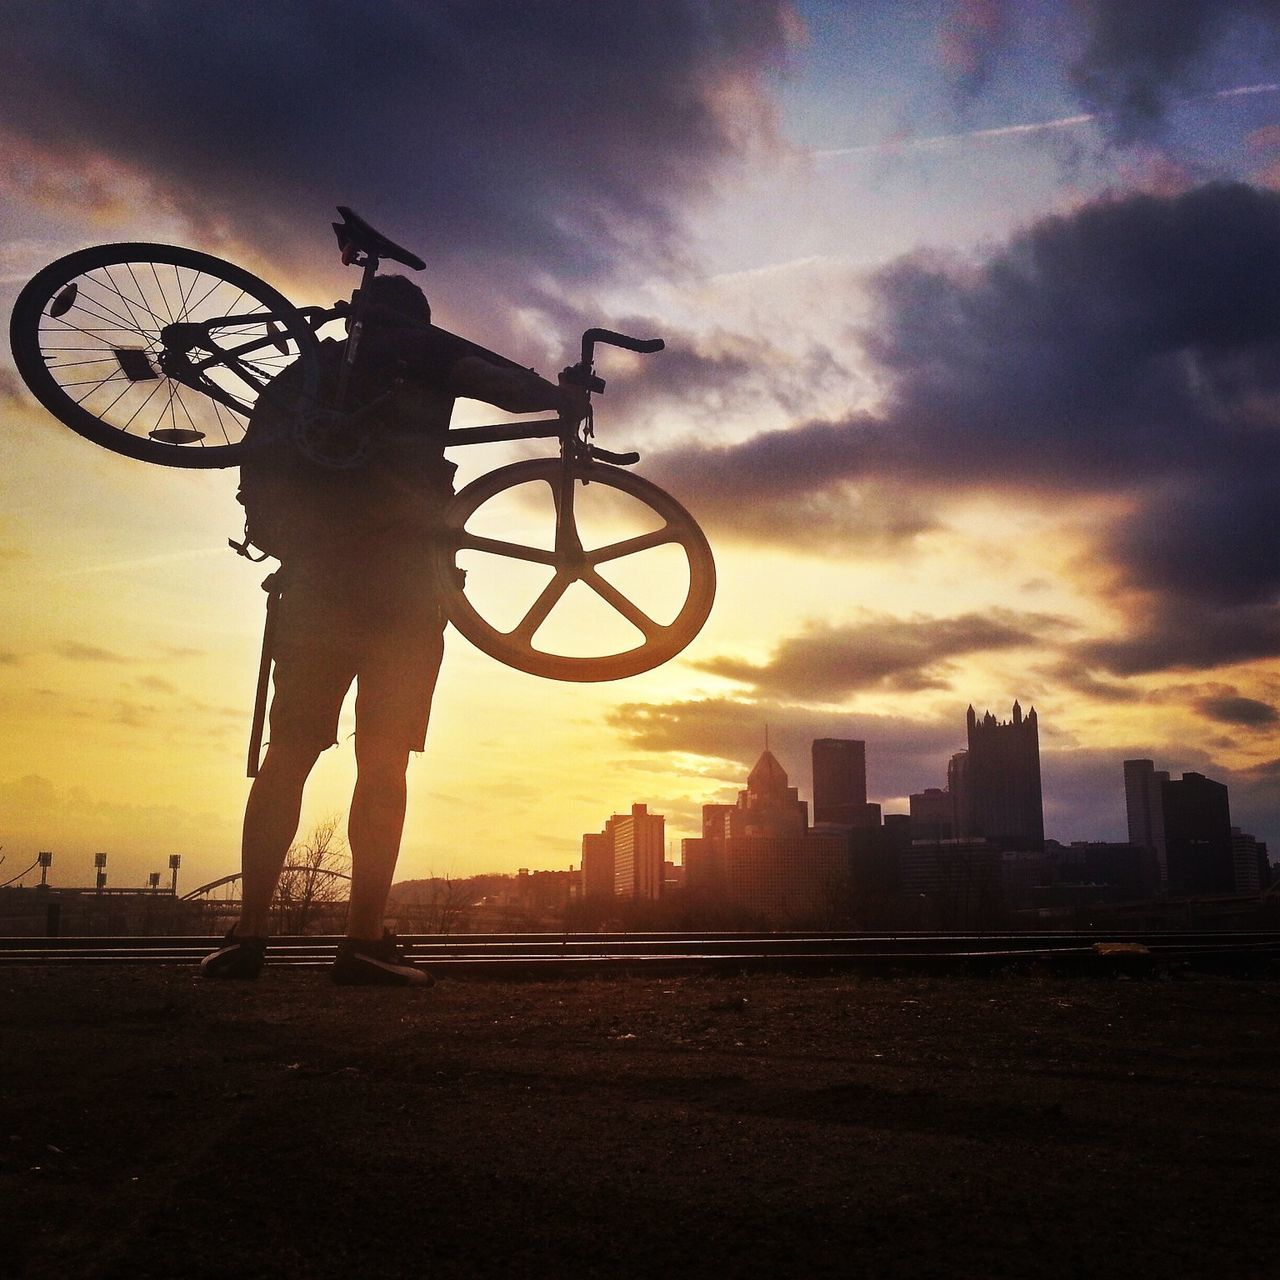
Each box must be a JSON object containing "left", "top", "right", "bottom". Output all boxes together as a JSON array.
[{"left": 201, "top": 275, "right": 587, "bottom": 984}]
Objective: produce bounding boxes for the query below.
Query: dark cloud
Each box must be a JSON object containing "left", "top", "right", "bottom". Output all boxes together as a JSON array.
[
  {"left": 863, "top": 184, "right": 1280, "bottom": 493},
  {"left": 652, "top": 182, "right": 1280, "bottom": 672},
  {"left": 1196, "top": 693, "right": 1280, "bottom": 726},
  {"left": 1074, "top": 599, "right": 1280, "bottom": 675},
  {"left": 0, "top": 2, "right": 792, "bottom": 308},
  {"left": 697, "top": 609, "right": 1069, "bottom": 697},
  {"left": 647, "top": 419, "right": 934, "bottom": 551},
  {"left": 1070, "top": 1, "right": 1280, "bottom": 142},
  {"left": 658, "top": 183, "right": 1280, "bottom": 503},
  {"left": 1105, "top": 475, "right": 1280, "bottom": 607}
]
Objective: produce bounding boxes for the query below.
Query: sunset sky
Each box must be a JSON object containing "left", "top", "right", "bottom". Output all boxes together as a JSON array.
[{"left": 3, "top": 1, "right": 1279, "bottom": 892}]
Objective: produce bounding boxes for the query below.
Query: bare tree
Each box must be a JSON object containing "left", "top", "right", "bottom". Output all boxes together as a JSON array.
[
  {"left": 274, "top": 815, "right": 351, "bottom": 934},
  {"left": 393, "top": 873, "right": 474, "bottom": 936}
]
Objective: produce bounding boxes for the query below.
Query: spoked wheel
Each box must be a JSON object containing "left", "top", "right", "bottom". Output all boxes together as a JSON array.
[
  {"left": 9, "top": 243, "right": 321, "bottom": 467},
  {"left": 438, "top": 458, "right": 716, "bottom": 681}
]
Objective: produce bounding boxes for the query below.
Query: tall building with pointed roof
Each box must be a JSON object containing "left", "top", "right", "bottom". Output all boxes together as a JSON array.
[
  {"left": 964, "top": 701, "right": 1044, "bottom": 852},
  {"left": 737, "top": 749, "right": 808, "bottom": 836},
  {"left": 683, "top": 749, "right": 846, "bottom": 922}
]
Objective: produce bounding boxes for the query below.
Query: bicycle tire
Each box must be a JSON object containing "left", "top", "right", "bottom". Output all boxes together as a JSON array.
[
  {"left": 437, "top": 458, "right": 716, "bottom": 682},
  {"left": 9, "top": 243, "right": 321, "bottom": 468}
]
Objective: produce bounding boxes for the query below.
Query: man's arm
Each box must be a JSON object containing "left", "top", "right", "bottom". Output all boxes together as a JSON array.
[{"left": 451, "top": 355, "right": 589, "bottom": 421}]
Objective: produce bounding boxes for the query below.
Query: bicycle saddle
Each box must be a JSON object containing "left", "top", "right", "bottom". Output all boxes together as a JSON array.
[{"left": 332, "top": 206, "right": 426, "bottom": 271}]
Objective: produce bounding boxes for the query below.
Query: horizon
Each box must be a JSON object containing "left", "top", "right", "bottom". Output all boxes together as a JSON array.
[{"left": 3, "top": 2, "right": 1279, "bottom": 891}]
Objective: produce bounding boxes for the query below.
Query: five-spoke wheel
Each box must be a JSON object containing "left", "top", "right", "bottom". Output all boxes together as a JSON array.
[{"left": 437, "top": 458, "right": 715, "bottom": 681}]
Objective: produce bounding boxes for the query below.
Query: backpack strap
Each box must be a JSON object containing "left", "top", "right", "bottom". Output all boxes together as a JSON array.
[{"left": 228, "top": 514, "right": 271, "bottom": 563}]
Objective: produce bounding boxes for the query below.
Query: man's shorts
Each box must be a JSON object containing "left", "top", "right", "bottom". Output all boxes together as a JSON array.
[{"left": 267, "top": 549, "right": 446, "bottom": 754}]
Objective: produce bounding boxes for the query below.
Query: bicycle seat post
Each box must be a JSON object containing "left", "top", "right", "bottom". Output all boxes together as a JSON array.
[{"left": 335, "top": 252, "right": 381, "bottom": 411}]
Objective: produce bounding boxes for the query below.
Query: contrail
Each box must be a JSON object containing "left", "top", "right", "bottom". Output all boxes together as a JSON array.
[{"left": 817, "top": 82, "right": 1280, "bottom": 160}]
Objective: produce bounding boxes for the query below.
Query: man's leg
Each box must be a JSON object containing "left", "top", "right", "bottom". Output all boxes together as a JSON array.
[
  {"left": 238, "top": 735, "right": 325, "bottom": 936},
  {"left": 346, "top": 734, "right": 412, "bottom": 941}
]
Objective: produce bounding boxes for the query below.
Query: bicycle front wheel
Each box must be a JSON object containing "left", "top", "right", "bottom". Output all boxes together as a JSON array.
[
  {"left": 9, "top": 243, "right": 321, "bottom": 468},
  {"left": 437, "top": 458, "right": 716, "bottom": 682}
]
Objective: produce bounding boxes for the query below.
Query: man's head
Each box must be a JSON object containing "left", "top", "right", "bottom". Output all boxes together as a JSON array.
[{"left": 362, "top": 273, "right": 431, "bottom": 327}]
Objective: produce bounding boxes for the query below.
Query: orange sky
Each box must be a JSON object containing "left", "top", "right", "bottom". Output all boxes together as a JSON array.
[{"left": 3, "top": 3, "right": 1278, "bottom": 892}]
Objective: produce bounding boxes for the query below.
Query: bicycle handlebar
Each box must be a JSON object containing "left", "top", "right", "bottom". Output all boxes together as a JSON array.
[{"left": 581, "top": 328, "right": 665, "bottom": 365}]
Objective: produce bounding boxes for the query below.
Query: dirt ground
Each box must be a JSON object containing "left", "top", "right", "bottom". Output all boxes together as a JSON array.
[{"left": 2, "top": 965, "right": 1278, "bottom": 1279}]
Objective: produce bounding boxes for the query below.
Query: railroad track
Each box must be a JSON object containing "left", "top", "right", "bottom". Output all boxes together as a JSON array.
[{"left": 2, "top": 930, "right": 1278, "bottom": 975}]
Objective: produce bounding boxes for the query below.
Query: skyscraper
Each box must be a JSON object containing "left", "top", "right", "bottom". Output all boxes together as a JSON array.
[
  {"left": 739, "top": 750, "right": 808, "bottom": 835},
  {"left": 909, "top": 787, "right": 953, "bottom": 841},
  {"left": 580, "top": 831, "right": 615, "bottom": 899},
  {"left": 610, "top": 803, "right": 665, "bottom": 900},
  {"left": 1162, "top": 772, "right": 1233, "bottom": 895},
  {"left": 1124, "top": 759, "right": 1169, "bottom": 887},
  {"left": 683, "top": 749, "right": 847, "bottom": 921},
  {"left": 583, "top": 804, "right": 665, "bottom": 900},
  {"left": 948, "top": 750, "right": 974, "bottom": 838},
  {"left": 812, "top": 738, "right": 876, "bottom": 827},
  {"left": 1231, "top": 827, "right": 1270, "bottom": 894},
  {"left": 964, "top": 702, "right": 1044, "bottom": 852}
]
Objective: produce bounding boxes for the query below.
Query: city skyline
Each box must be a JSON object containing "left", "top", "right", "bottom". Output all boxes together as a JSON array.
[
  {"left": 4, "top": 695, "right": 1274, "bottom": 890},
  {"left": 2, "top": 4, "right": 1279, "bottom": 889}
]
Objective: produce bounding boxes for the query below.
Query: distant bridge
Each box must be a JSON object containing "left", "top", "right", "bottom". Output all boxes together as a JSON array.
[{"left": 180, "top": 866, "right": 351, "bottom": 902}]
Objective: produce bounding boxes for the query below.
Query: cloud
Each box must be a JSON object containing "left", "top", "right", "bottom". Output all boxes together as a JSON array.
[
  {"left": 1195, "top": 693, "right": 1280, "bottom": 726},
  {"left": 1069, "top": 2, "right": 1280, "bottom": 142},
  {"left": 605, "top": 695, "right": 961, "bottom": 805},
  {"left": 54, "top": 641, "right": 130, "bottom": 664},
  {"left": 1073, "top": 599, "right": 1280, "bottom": 675},
  {"left": 586, "top": 315, "right": 853, "bottom": 428},
  {"left": 697, "top": 609, "right": 1070, "bottom": 697},
  {"left": 0, "top": 771, "right": 237, "bottom": 882},
  {"left": 0, "top": 2, "right": 794, "bottom": 315},
  {"left": 1104, "top": 475, "right": 1280, "bottom": 607},
  {"left": 647, "top": 419, "right": 934, "bottom": 551},
  {"left": 136, "top": 675, "right": 178, "bottom": 694},
  {"left": 939, "top": 0, "right": 1013, "bottom": 95},
  {"left": 652, "top": 181, "right": 1280, "bottom": 672}
]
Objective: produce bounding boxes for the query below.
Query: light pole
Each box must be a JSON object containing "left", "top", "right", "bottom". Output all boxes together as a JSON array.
[
  {"left": 38, "top": 851, "right": 52, "bottom": 888},
  {"left": 168, "top": 854, "right": 181, "bottom": 895}
]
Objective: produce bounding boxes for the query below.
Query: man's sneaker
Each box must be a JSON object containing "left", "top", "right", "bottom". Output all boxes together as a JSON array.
[
  {"left": 198, "top": 928, "right": 267, "bottom": 980},
  {"left": 332, "top": 931, "right": 434, "bottom": 987}
]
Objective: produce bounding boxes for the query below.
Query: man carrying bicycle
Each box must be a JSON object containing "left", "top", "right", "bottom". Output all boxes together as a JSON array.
[{"left": 200, "top": 271, "right": 588, "bottom": 985}]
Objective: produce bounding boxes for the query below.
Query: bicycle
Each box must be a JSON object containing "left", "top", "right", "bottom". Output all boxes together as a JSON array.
[{"left": 9, "top": 206, "right": 716, "bottom": 686}]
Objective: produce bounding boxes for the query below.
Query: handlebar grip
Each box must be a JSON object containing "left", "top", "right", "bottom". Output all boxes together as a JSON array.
[
  {"left": 581, "top": 328, "right": 665, "bottom": 364},
  {"left": 590, "top": 446, "right": 640, "bottom": 466}
]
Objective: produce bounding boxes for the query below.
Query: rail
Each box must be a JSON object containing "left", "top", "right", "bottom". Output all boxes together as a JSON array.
[{"left": 2, "top": 930, "right": 1277, "bottom": 975}]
